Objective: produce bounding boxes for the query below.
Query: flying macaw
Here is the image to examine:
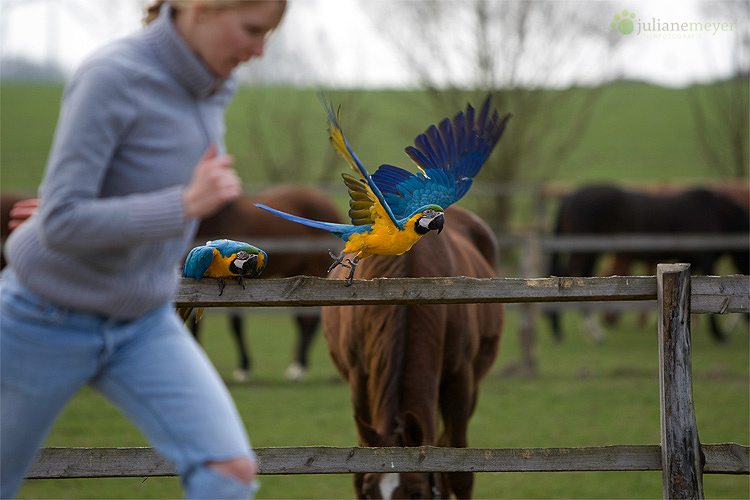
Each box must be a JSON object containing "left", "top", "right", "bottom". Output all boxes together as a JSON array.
[
  {"left": 256, "top": 95, "right": 511, "bottom": 285},
  {"left": 178, "top": 239, "right": 267, "bottom": 322}
]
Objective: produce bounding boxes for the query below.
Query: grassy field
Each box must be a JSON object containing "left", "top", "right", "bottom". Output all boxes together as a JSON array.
[
  {"left": 2, "top": 81, "right": 743, "bottom": 190},
  {"left": 12, "top": 309, "right": 750, "bottom": 499},
  {"left": 2, "top": 82, "right": 748, "bottom": 499}
]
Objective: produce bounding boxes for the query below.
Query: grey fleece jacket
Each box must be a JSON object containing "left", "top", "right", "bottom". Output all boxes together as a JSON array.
[{"left": 5, "top": 4, "right": 237, "bottom": 319}]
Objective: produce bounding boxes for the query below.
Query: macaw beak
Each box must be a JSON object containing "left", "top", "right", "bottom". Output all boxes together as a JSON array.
[
  {"left": 429, "top": 212, "right": 445, "bottom": 234},
  {"left": 241, "top": 254, "right": 259, "bottom": 277}
]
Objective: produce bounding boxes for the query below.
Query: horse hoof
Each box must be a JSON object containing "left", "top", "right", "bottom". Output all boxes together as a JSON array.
[
  {"left": 285, "top": 362, "right": 307, "bottom": 381},
  {"left": 232, "top": 369, "right": 251, "bottom": 383}
]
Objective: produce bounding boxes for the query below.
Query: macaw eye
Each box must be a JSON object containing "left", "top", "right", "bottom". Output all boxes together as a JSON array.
[
  {"left": 423, "top": 209, "right": 435, "bottom": 217},
  {"left": 236, "top": 251, "right": 249, "bottom": 261}
]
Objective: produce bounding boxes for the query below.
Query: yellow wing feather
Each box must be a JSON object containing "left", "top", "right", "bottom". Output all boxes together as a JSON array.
[
  {"left": 324, "top": 98, "right": 401, "bottom": 229},
  {"left": 328, "top": 107, "right": 362, "bottom": 177}
]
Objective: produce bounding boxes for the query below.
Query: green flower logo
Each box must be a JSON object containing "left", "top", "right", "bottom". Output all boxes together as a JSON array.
[{"left": 611, "top": 9, "right": 636, "bottom": 35}]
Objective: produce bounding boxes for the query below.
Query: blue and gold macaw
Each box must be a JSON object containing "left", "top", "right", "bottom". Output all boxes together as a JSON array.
[
  {"left": 256, "top": 95, "right": 510, "bottom": 285},
  {"left": 178, "top": 239, "right": 267, "bottom": 321}
]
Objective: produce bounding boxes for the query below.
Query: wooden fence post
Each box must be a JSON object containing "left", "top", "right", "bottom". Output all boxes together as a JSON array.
[{"left": 657, "top": 263, "right": 704, "bottom": 500}]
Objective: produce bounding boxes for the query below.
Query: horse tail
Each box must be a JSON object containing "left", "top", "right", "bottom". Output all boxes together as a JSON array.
[
  {"left": 548, "top": 199, "right": 567, "bottom": 277},
  {"left": 358, "top": 254, "right": 410, "bottom": 440},
  {"left": 546, "top": 202, "right": 567, "bottom": 341},
  {"left": 727, "top": 198, "right": 750, "bottom": 275}
]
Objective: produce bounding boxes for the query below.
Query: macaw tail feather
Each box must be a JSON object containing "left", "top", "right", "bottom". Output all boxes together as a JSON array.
[
  {"left": 254, "top": 203, "right": 352, "bottom": 238},
  {"left": 177, "top": 307, "right": 190, "bottom": 322},
  {"left": 177, "top": 307, "right": 204, "bottom": 324}
]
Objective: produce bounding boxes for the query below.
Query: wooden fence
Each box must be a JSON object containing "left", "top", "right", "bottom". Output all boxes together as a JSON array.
[{"left": 27, "top": 264, "right": 749, "bottom": 499}]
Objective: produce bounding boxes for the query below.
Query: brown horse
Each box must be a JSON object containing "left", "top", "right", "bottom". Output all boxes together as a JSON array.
[
  {"left": 193, "top": 185, "right": 344, "bottom": 380},
  {"left": 547, "top": 184, "right": 750, "bottom": 342},
  {"left": 322, "top": 206, "right": 503, "bottom": 499}
]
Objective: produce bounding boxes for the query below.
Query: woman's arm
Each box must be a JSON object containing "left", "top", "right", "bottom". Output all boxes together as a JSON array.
[{"left": 37, "top": 63, "right": 239, "bottom": 253}]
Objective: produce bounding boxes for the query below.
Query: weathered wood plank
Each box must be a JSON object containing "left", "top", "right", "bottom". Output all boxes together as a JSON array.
[
  {"left": 27, "top": 444, "right": 749, "bottom": 479},
  {"left": 256, "top": 445, "right": 666, "bottom": 475},
  {"left": 172, "top": 275, "right": 749, "bottom": 314},
  {"left": 658, "top": 264, "right": 704, "bottom": 499},
  {"left": 174, "top": 275, "right": 659, "bottom": 308},
  {"left": 691, "top": 275, "right": 750, "bottom": 314},
  {"left": 703, "top": 443, "right": 750, "bottom": 474}
]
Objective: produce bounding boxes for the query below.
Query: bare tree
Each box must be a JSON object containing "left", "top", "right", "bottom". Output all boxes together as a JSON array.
[
  {"left": 361, "top": 1, "right": 624, "bottom": 376},
  {"left": 362, "top": 0, "right": 622, "bottom": 229},
  {"left": 225, "top": 91, "right": 372, "bottom": 187},
  {"left": 689, "top": 1, "right": 749, "bottom": 179}
]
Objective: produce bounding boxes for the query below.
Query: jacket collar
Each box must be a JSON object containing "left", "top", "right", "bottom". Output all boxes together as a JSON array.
[{"left": 144, "top": 2, "right": 226, "bottom": 99}]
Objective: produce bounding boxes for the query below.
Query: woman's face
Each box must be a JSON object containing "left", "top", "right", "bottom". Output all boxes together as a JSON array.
[{"left": 188, "top": 1, "right": 285, "bottom": 78}]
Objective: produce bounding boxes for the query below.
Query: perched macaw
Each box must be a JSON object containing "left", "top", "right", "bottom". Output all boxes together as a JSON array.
[
  {"left": 256, "top": 95, "right": 510, "bottom": 285},
  {"left": 178, "top": 239, "right": 267, "bottom": 321}
]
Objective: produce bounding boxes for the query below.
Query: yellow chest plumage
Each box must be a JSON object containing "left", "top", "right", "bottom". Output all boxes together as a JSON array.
[
  {"left": 203, "top": 249, "right": 267, "bottom": 278},
  {"left": 342, "top": 213, "right": 423, "bottom": 259},
  {"left": 204, "top": 250, "right": 238, "bottom": 278}
]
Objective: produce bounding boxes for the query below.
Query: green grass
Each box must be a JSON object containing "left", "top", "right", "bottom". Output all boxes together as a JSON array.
[
  {"left": 14, "top": 308, "right": 749, "bottom": 499},
  {"left": 2, "top": 81, "right": 744, "bottom": 190},
  {"left": 2, "top": 82, "right": 747, "bottom": 498}
]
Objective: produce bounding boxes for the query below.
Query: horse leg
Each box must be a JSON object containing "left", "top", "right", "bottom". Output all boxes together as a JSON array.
[
  {"left": 548, "top": 309, "right": 564, "bottom": 343},
  {"left": 349, "top": 370, "right": 373, "bottom": 499},
  {"left": 698, "top": 255, "right": 729, "bottom": 343},
  {"left": 602, "top": 253, "right": 632, "bottom": 326},
  {"left": 285, "top": 313, "right": 320, "bottom": 381},
  {"left": 546, "top": 251, "right": 565, "bottom": 342},
  {"left": 190, "top": 313, "right": 200, "bottom": 341},
  {"left": 229, "top": 314, "right": 252, "bottom": 381},
  {"left": 549, "top": 252, "right": 599, "bottom": 342},
  {"left": 569, "top": 252, "right": 607, "bottom": 342},
  {"left": 438, "top": 366, "right": 475, "bottom": 499}
]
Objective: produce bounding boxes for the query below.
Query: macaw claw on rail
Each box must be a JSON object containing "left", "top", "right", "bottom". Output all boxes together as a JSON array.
[{"left": 328, "top": 249, "right": 359, "bottom": 286}]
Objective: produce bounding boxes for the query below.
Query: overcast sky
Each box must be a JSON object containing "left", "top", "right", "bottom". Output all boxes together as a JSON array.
[{"left": 0, "top": 0, "right": 745, "bottom": 88}]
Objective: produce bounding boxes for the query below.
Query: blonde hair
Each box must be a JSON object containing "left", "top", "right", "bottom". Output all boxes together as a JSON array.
[{"left": 143, "top": 0, "right": 286, "bottom": 25}]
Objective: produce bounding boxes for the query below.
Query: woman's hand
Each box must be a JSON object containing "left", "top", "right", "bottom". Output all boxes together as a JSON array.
[
  {"left": 8, "top": 198, "right": 40, "bottom": 231},
  {"left": 183, "top": 144, "right": 243, "bottom": 219}
]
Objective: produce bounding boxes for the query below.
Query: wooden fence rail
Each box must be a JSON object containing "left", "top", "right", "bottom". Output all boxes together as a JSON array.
[
  {"left": 173, "top": 274, "right": 749, "bottom": 313},
  {"left": 26, "top": 266, "right": 750, "bottom": 499},
  {"left": 28, "top": 443, "right": 749, "bottom": 479}
]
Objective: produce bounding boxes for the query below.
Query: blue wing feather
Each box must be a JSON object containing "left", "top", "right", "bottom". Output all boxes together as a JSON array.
[
  {"left": 183, "top": 246, "right": 217, "bottom": 279},
  {"left": 404, "top": 146, "right": 431, "bottom": 172},
  {"left": 371, "top": 164, "right": 413, "bottom": 193},
  {"left": 370, "top": 94, "right": 511, "bottom": 219},
  {"left": 426, "top": 125, "right": 449, "bottom": 167},
  {"left": 439, "top": 118, "right": 456, "bottom": 163}
]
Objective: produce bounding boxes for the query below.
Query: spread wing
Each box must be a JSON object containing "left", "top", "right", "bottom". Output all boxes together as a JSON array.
[
  {"left": 320, "top": 95, "right": 403, "bottom": 229},
  {"left": 182, "top": 246, "right": 217, "bottom": 279},
  {"left": 370, "top": 94, "right": 511, "bottom": 219},
  {"left": 342, "top": 173, "right": 377, "bottom": 226}
]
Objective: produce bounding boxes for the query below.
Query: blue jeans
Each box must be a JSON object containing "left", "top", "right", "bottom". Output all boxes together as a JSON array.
[{"left": 0, "top": 271, "right": 258, "bottom": 499}]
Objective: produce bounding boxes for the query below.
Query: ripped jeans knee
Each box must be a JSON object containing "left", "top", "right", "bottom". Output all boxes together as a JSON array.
[{"left": 183, "top": 461, "right": 260, "bottom": 500}]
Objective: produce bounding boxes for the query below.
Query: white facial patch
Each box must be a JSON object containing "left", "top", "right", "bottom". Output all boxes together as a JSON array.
[
  {"left": 379, "top": 473, "right": 400, "bottom": 500},
  {"left": 234, "top": 251, "right": 250, "bottom": 268},
  {"left": 418, "top": 217, "right": 432, "bottom": 229}
]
